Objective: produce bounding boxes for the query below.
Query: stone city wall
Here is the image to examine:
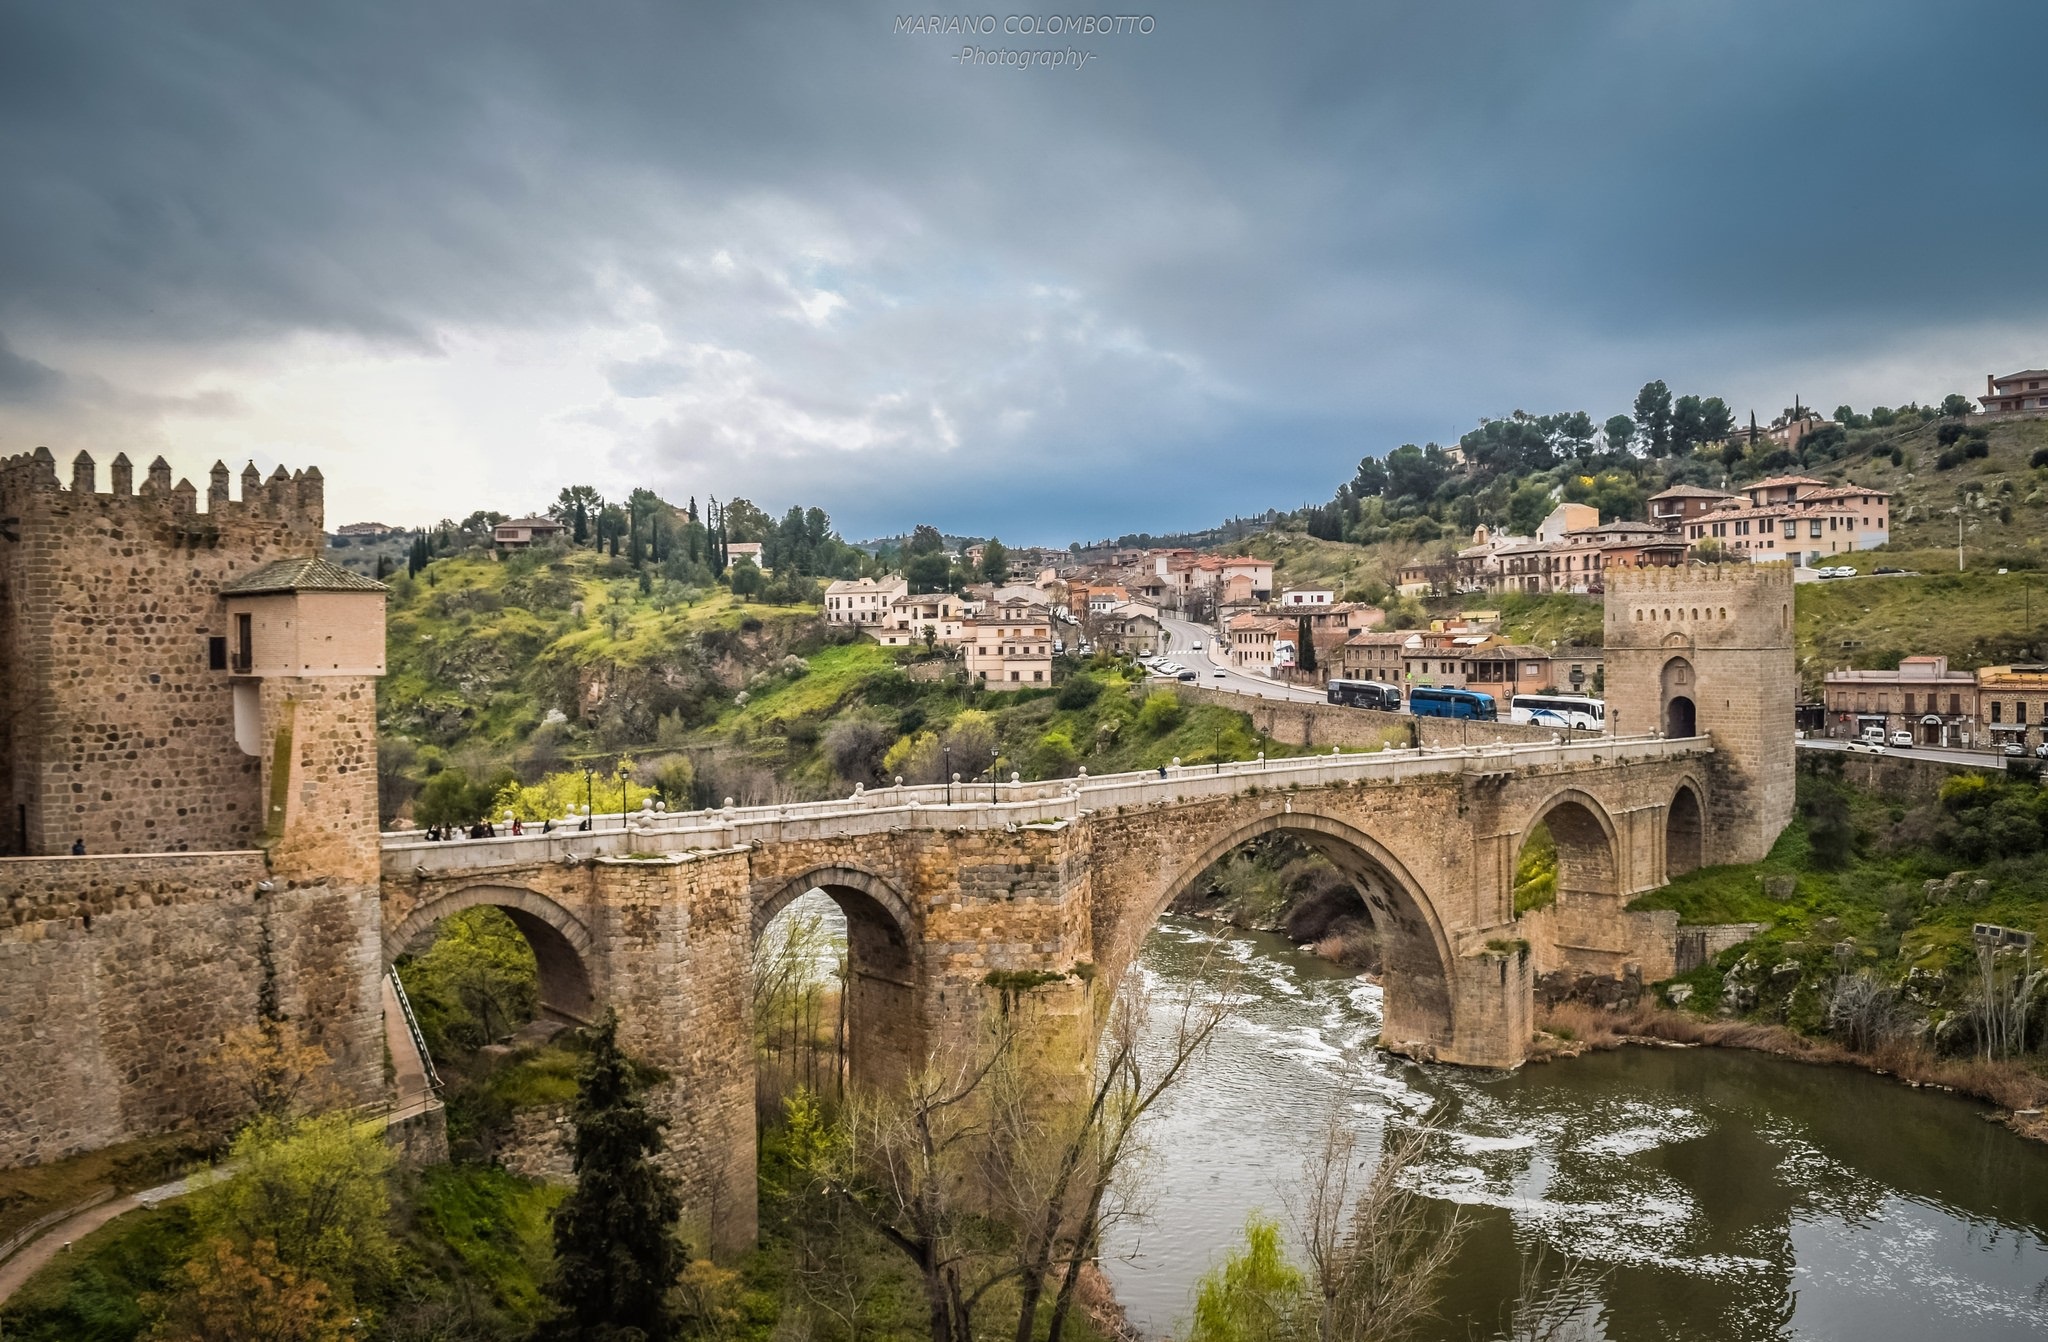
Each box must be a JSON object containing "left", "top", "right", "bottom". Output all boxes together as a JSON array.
[
  {"left": 1173, "top": 684, "right": 1559, "bottom": 751},
  {"left": 0, "top": 852, "right": 382, "bottom": 1167}
]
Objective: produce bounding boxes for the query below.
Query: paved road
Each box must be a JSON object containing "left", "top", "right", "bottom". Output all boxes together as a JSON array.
[
  {"left": 1797, "top": 737, "right": 2008, "bottom": 770},
  {"left": 1156, "top": 614, "right": 1325, "bottom": 703}
]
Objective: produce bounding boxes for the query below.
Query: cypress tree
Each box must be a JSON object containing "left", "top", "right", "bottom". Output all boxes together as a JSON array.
[
  {"left": 535, "top": 1010, "right": 684, "bottom": 1342},
  {"left": 1296, "top": 615, "right": 1317, "bottom": 673}
]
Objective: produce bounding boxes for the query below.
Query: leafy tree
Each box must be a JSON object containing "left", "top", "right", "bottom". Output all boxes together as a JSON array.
[
  {"left": 1633, "top": 381, "right": 1673, "bottom": 456},
  {"left": 1602, "top": 413, "right": 1636, "bottom": 456},
  {"left": 906, "top": 550, "right": 954, "bottom": 594},
  {"left": 981, "top": 537, "right": 1009, "bottom": 583},
  {"left": 1296, "top": 616, "right": 1317, "bottom": 673},
  {"left": 189, "top": 1115, "right": 398, "bottom": 1311},
  {"left": 1506, "top": 481, "right": 1552, "bottom": 537},
  {"left": 537, "top": 1010, "right": 686, "bottom": 1342},
  {"left": 1186, "top": 1216, "right": 1305, "bottom": 1342},
  {"left": 402, "top": 906, "right": 540, "bottom": 1053},
  {"left": 728, "top": 556, "right": 765, "bottom": 598},
  {"left": 1351, "top": 455, "right": 1389, "bottom": 498},
  {"left": 1560, "top": 470, "right": 1644, "bottom": 521},
  {"left": 1028, "top": 730, "right": 1080, "bottom": 779},
  {"left": 722, "top": 498, "right": 773, "bottom": 543},
  {"left": 414, "top": 767, "right": 500, "bottom": 830},
  {"left": 552, "top": 486, "right": 605, "bottom": 545},
  {"left": 1700, "top": 397, "right": 1735, "bottom": 444},
  {"left": 1942, "top": 393, "right": 1974, "bottom": 418},
  {"left": 147, "top": 1237, "right": 352, "bottom": 1342},
  {"left": 907, "top": 524, "right": 947, "bottom": 556},
  {"left": 207, "top": 1020, "right": 335, "bottom": 1128},
  {"left": 1381, "top": 444, "right": 1450, "bottom": 509},
  {"left": 1671, "top": 395, "right": 1706, "bottom": 454},
  {"left": 1556, "top": 410, "right": 1596, "bottom": 460}
]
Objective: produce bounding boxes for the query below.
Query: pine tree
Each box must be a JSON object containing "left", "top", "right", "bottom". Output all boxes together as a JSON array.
[{"left": 535, "top": 1010, "right": 685, "bottom": 1342}]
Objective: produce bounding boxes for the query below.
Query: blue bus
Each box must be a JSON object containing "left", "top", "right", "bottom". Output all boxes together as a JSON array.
[{"left": 1407, "top": 686, "right": 1498, "bottom": 720}]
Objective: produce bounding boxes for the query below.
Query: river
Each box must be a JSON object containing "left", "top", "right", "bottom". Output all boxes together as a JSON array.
[{"left": 1101, "top": 917, "right": 2048, "bottom": 1341}]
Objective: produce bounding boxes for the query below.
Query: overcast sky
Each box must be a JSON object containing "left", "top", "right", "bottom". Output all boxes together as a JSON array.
[{"left": 2, "top": 1, "right": 2042, "bottom": 543}]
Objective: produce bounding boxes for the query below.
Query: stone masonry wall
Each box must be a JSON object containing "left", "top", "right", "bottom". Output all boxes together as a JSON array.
[
  {"left": 0, "top": 852, "right": 382, "bottom": 1166},
  {"left": 1175, "top": 684, "right": 1558, "bottom": 751},
  {"left": 0, "top": 448, "right": 327, "bottom": 857}
]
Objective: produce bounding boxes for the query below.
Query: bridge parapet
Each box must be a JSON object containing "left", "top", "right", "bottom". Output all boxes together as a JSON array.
[{"left": 379, "top": 734, "right": 1702, "bottom": 881}]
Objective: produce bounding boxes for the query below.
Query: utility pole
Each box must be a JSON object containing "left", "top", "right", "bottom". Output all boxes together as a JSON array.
[{"left": 1953, "top": 506, "right": 1965, "bottom": 572}]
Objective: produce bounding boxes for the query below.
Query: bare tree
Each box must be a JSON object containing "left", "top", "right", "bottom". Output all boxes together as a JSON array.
[
  {"left": 994, "top": 967, "right": 1235, "bottom": 1342},
  {"left": 1292, "top": 1109, "right": 1467, "bottom": 1342}
]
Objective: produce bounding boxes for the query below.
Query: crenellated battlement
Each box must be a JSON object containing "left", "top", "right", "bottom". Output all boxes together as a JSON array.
[
  {"left": 1605, "top": 562, "right": 1793, "bottom": 596},
  {"left": 1, "top": 447, "right": 324, "bottom": 533}
]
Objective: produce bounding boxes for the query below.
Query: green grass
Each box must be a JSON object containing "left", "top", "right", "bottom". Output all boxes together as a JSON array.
[
  {"left": 722, "top": 641, "right": 898, "bottom": 733},
  {"left": 479, "top": 1044, "right": 585, "bottom": 1110},
  {"left": 405, "top": 1164, "right": 563, "bottom": 1325},
  {"left": 1632, "top": 762, "right": 2048, "bottom": 1030},
  {"left": 0, "top": 1203, "right": 195, "bottom": 1342},
  {"left": 0, "top": 1133, "right": 205, "bottom": 1243},
  {"left": 1794, "top": 567, "right": 2048, "bottom": 680}
]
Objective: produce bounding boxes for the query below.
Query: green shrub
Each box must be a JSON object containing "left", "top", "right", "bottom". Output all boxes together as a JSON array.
[{"left": 1136, "top": 690, "right": 1184, "bottom": 736}]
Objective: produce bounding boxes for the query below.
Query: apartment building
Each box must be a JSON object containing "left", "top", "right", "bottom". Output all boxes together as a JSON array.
[{"left": 824, "top": 574, "right": 908, "bottom": 626}]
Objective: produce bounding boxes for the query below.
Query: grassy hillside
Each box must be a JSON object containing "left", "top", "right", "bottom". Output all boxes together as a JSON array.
[{"left": 378, "top": 546, "right": 830, "bottom": 816}]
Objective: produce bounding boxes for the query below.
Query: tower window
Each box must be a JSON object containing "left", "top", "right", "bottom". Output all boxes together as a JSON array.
[{"left": 207, "top": 636, "right": 228, "bottom": 671}]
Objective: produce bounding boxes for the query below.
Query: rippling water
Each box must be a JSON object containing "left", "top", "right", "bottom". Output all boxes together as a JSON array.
[{"left": 1101, "top": 918, "right": 2048, "bottom": 1341}]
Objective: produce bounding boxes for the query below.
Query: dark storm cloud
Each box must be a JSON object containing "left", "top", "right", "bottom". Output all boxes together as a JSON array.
[{"left": 1, "top": 0, "right": 2042, "bottom": 538}]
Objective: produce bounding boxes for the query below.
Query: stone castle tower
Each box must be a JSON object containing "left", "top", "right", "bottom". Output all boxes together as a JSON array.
[
  {"left": 0, "top": 447, "right": 392, "bottom": 1165},
  {"left": 1, "top": 446, "right": 384, "bottom": 866},
  {"left": 1602, "top": 563, "right": 1795, "bottom": 865}
]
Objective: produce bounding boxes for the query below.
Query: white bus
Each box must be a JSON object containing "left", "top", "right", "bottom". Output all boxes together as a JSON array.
[{"left": 1510, "top": 694, "right": 1605, "bottom": 730}]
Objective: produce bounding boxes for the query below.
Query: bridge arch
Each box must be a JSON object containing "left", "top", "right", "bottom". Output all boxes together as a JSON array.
[
  {"left": 751, "top": 865, "right": 920, "bottom": 1099},
  {"left": 1141, "top": 808, "right": 1461, "bottom": 1060},
  {"left": 1665, "top": 779, "right": 1706, "bottom": 878},
  {"left": 1516, "top": 786, "right": 1623, "bottom": 902},
  {"left": 386, "top": 884, "right": 597, "bottom": 1024}
]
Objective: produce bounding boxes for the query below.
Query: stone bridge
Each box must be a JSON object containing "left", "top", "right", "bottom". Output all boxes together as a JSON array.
[{"left": 381, "top": 731, "right": 1723, "bottom": 1250}]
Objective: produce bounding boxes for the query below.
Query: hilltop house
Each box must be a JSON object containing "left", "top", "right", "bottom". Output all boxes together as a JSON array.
[{"left": 1981, "top": 369, "right": 2048, "bottom": 416}]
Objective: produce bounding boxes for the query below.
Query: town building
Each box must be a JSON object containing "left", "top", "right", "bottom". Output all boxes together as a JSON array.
[
  {"left": 1094, "top": 601, "right": 1164, "bottom": 656},
  {"left": 1977, "top": 664, "right": 2048, "bottom": 753},
  {"left": 1228, "top": 612, "right": 1290, "bottom": 673},
  {"left": 1281, "top": 588, "right": 1334, "bottom": 607},
  {"left": 726, "top": 541, "right": 766, "bottom": 570},
  {"left": 1335, "top": 630, "right": 1414, "bottom": 685},
  {"left": 1646, "top": 484, "right": 1738, "bottom": 526},
  {"left": 1683, "top": 477, "right": 1890, "bottom": 565},
  {"left": 824, "top": 574, "right": 908, "bottom": 626},
  {"left": 493, "top": 515, "right": 566, "bottom": 548},
  {"left": 875, "top": 592, "right": 970, "bottom": 647},
  {"left": 963, "top": 595, "right": 1054, "bottom": 685},
  {"left": 1980, "top": 369, "right": 2048, "bottom": 416},
  {"left": 1462, "top": 644, "right": 1554, "bottom": 702},
  {"left": 1821, "top": 656, "right": 1979, "bottom": 748}
]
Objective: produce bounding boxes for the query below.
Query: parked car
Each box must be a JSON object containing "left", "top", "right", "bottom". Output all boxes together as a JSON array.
[
  {"left": 2003, "top": 742, "right": 2027, "bottom": 757},
  {"left": 1845, "top": 739, "right": 1884, "bottom": 754},
  {"left": 2035, "top": 742, "right": 2048, "bottom": 759},
  {"left": 1889, "top": 731, "right": 1914, "bottom": 748}
]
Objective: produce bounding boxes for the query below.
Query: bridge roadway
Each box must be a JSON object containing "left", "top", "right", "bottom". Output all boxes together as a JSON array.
[{"left": 381, "top": 731, "right": 1694, "bottom": 876}]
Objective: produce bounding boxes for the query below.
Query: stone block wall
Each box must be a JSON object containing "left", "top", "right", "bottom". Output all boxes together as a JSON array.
[
  {"left": 0, "top": 448, "right": 327, "bottom": 857},
  {"left": 1173, "top": 684, "right": 1558, "bottom": 751},
  {"left": 0, "top": 852, "right": 382, "bottom": 1166}
]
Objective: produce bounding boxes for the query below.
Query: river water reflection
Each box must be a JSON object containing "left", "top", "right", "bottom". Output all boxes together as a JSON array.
[{"left": 1102, "top": 918, "right": 2048, "bottom": 1341}]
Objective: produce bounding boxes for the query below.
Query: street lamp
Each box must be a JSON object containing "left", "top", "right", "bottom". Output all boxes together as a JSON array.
[
  {"left": 943, "top": 746, "right": 953, "bottom": 804},
  {"left": 989, "top": 747, "right": 1000, "bottom": 804}
]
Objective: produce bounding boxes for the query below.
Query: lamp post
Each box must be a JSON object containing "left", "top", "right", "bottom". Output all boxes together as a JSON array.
[
  {"left": 990, "top": 747, "right": 1000, "bottom": 804},
  {"left": 583, "top": 766, "right": 595, "bottom": 830},
  {"left": 943, "top": 746, "right": 953, "bottom": 805}
]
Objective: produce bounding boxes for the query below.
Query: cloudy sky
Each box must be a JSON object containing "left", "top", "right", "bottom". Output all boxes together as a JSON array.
[{"left": 2, "top": 1, "right": 2042, "bottom": 543}]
